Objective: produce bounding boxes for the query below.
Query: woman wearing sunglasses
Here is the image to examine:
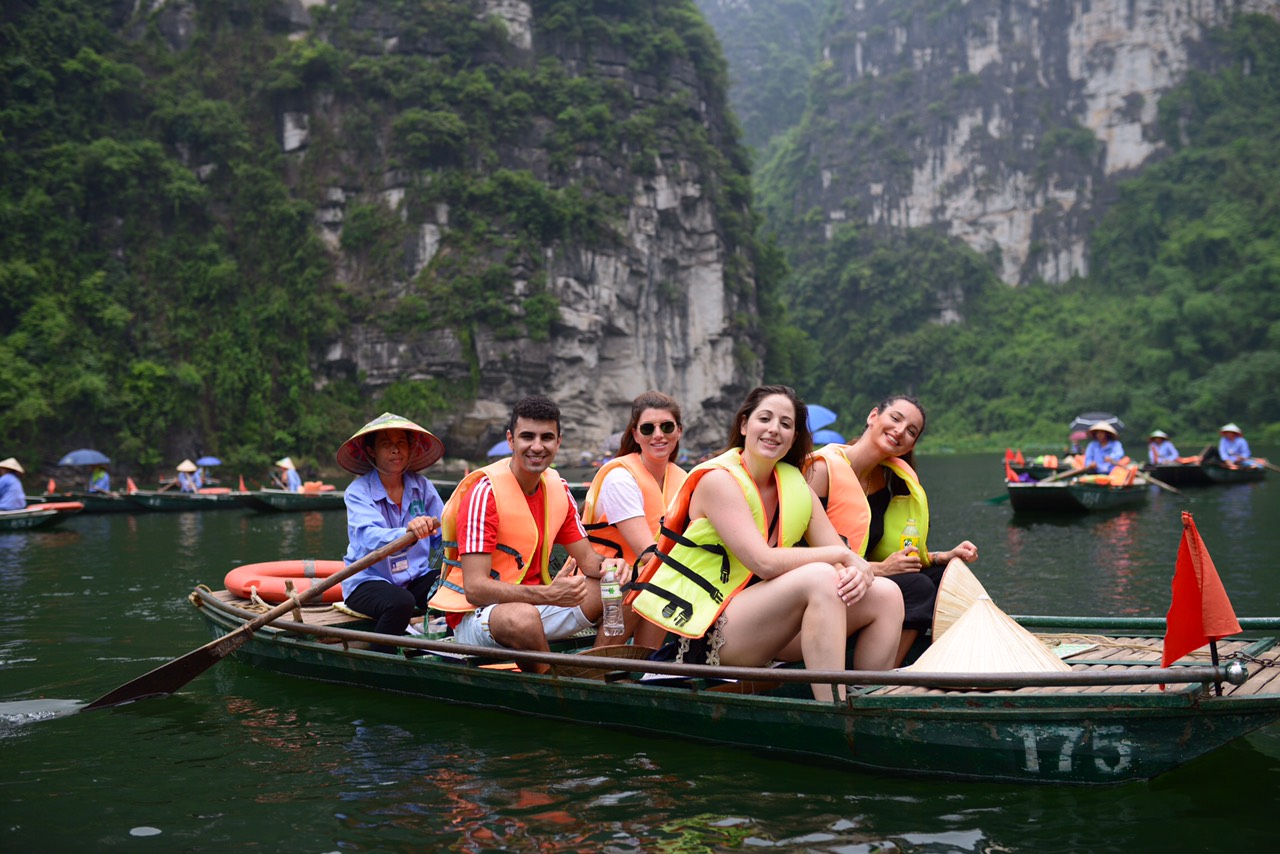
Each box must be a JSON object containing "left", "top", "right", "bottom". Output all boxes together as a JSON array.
[{"left": 581, "top": 391, "right": 689, "bottom": 647}]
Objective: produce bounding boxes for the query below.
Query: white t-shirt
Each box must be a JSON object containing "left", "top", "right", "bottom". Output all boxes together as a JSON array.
[{"left": 598, "top": 466, "right": 645, "bottom": 524}]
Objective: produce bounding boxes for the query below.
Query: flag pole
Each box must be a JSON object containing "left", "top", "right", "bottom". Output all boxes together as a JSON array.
[{"left": 1209, "top": 640, "right": 1223, "bottom": 696}]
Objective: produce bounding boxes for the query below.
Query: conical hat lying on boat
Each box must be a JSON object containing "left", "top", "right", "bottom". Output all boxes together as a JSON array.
[
  {"left": 906, "top": 595, "right": 1070, "bottom": 677},
  {"left": 932, "top": 559, "right": 990, "bottom": 641}
]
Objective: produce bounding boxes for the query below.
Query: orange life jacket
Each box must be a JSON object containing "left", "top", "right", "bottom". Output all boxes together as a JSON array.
[
  {"left": 427, "top": 459, "right": 570, "bottom": 613},
  {"left": 580, "top": 453, "right": 687, "bottom": 568}
]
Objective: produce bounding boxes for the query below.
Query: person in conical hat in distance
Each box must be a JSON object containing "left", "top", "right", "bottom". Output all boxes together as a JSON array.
[
  {"left": 1082, "top": 421, "right": 1124, "bottom": 474},
  {"left": 428, "top": 396, "right": 627, "bottom": 672},
  {"left": 628, "top": 385, "right": 903, "bottom": 701},
  {"left": 337, "top": 412, "right": 447, "bottom": 650},
  {"left": 1147, "top": 430, "right": 1179, "bottom": 465},
  {"left": 176, "top": 459, "right": 202, "bottom": 493},
  {"left": 807, "top": 393, "right": 978, "bottom": 666},
  {"left": 0, "top": 458, "right": 26, "bottom": 510},
  {"left": 1217, "top": 423, "right": 1259, "bottom": 467},
  {"left": 274, "top": 456, "right": 302, "bottom": 492}
]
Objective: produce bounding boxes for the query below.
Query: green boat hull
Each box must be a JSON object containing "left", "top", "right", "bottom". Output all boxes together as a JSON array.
[
  {"left": 1202, "top": 463, "right": 1267, "bottom": 484},
  {"left": 1008, "top": 480, "right": 1149, "bottom": 513},
  {"left": 193, "top": 594, "right": 1280, "bottom": 785},
  {"left": 239, "top": 489, "right": 347, "bottom": 512},
  {"left": 126, "top": 490, "right": 247, "bottom": 511},
  {"left": 0, "top": 508, "right": 63, "bottom": 531}
]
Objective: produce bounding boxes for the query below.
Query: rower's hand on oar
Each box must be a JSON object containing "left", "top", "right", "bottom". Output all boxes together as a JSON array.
[
  {"left": 546, "top": 557, "right": 588, "bottom": 606},
  {"left": 407, "top": 515, "right": 440, "bottom": 540}
]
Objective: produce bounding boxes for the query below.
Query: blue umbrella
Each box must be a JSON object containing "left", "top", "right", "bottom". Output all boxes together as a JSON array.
[
  {"left": 58, "top": 448, "right": 111, "bottom": 466},
  {"left": 486, "top": 439, "right": 510, "bottom": 457},
  {"left": 812, "top": 429, "right": 846, "bottom": 445},
  {"left": 196, "top": 456, "right": 223, "bottom": 467},
  {"left": 808, "top": 404, "right": 838, "bottom": 431}
]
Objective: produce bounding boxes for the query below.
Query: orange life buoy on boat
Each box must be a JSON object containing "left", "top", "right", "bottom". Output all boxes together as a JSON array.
[{"left": 224, "top": 559, "right": 347, "bottom": 603}]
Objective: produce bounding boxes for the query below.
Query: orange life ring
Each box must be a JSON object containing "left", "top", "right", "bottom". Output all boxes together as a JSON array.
[{"left": 224, "top": 559, "right": 347, "bottom": 603}]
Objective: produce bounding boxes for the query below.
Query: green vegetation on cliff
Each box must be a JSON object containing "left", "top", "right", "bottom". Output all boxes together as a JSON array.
[
  {"left": 1, "top": 0, "right": 770, "bottom": 474},
  {"left": 760, "top": 14, "right": 1280, "bottom": 448}
]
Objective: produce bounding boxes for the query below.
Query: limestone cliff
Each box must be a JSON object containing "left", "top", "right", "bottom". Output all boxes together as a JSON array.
[
  {"left": 763, "top": 0, "right": 1280, "bottom": 285},
  {"left": 133, "top": 0, "right": 760, "bottom": 459}
]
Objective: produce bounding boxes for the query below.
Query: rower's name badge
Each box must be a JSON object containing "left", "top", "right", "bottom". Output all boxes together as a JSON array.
[{"left": 390, "top": 552, "right": 410, "bottom": 580}]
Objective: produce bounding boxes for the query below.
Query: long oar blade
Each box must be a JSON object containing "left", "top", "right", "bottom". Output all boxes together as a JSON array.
[{"left": 84, "top": 530, "right": 418, "bottom": 711}]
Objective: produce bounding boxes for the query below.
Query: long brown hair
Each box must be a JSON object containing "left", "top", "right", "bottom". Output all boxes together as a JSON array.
[
  {"left": 865, "top": 393, "right": 927, "bottom": 470},
  {"left": 725, "top": 385, "right": 812, "bottom": 470},
  {"left": 617, "top": 390, "right": 683, "bottom": 459}
]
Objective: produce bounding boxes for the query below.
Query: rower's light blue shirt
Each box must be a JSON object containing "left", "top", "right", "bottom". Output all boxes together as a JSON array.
[
  {"left": 1149, "top": 440, "right": 1179, "bottom": 464},
  {"left": 178, "top": 471, "right": 200, "bottom": 493},
  {"left": 1083, "top": 439, "right": 1125, "bottom": 473},
  {"left": 1219, "top": 435, "right": 1252, "bottom": 464},
  {"left": 342, "top": 470, "right": 444, "bottom": 598},
  {"left": 0, "top": 472, "right": 24, "bottom": 510},
  {"left": 285, "top": 469, "right": 302, "bottom": 492},
  {"left": 89, "top": 471, "right": 110, "bottom": 493}
]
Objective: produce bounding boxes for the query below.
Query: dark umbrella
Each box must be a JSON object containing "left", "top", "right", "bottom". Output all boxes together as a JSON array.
[
  {"left": 57, "top": 449, "right": 111, "bottom": 466},
  {"left": 1068, "top": 412, "right": 1125, "bottom": 433},
  {"left": 196, "top": 456, "right": 223, "bottom": 467}
]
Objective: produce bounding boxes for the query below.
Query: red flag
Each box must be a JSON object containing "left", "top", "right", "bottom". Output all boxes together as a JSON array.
[
  {"left": 239, "top": 474, "right": 247, "bottom": 492},
  {"left": 126, "top": 477, "right": 138, "bottom": 494},
  {"left": 1014, "top": 449, "right": 1025, "bottom": 465},
  {"left": 1162, "top": 511, "right": 1242, "bottom": 667},
  {"left": 1004, "top": 448, "right": 1014, "bottom": 463},
  {"left": 1004, "top": 461, "right": 1019, "bottom": 483},
  {"left": 47, "top": 478, "right": 56, "bottom": 493}
]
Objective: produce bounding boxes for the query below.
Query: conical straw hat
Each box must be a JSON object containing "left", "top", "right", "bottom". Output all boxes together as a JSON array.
[
  {"left": 905, "top": 596, "right": 1070, "bottom": 680},
  {"left": 176, "top": 459, "right": 198, "bottom": 473},
  {"left": 932, "top": 559, "right": 989, "bottom": 641},
  {"left": 0, "top": 457, "right": 24, "bottom": 474},
  {"left": 335, "top": 412, "right": 445, "bottom": 475}
]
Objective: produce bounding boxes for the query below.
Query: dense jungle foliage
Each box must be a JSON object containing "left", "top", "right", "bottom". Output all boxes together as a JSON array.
[
  {"left": 759, "top": 14, "right": 1280, "bottom": 451},
  {"left": 0, "top": 0, "right": 768, "bottom": 476}
]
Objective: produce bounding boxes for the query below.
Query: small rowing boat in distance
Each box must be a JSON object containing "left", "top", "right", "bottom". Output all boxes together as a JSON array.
[
  {"left": 37, "top": 491, "right": 138, "bottom": 513},
  {"left": 0, "top": 501, "right": 84, "bottom": 531},
  {"left": 1007, "top": 478, "right": 1149, "bottom": 513},
  {"left": 239, "top": 488, "right": 347, "bottom": 513},
  {"left": 1202, "top": 462, "right": 1267, "bottom": 485},
  {"left": 1141, "top": 461, "right": 1213, "bottom": 487},
  {"left": 126, "top": 489, "right": 246, "bottom": 512}
]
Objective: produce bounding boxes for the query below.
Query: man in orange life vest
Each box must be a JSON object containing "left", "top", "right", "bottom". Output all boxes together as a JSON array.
[{"left": 429, "top": 396, "right": 627, "bottom": 671}]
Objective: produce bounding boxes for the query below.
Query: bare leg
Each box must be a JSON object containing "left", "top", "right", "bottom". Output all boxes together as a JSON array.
[
  {"left": 716, "top": 563, "right": 848, "bottom": 702},
  {"left": 895, "top": 628, "right": 919, "bottom": 667},
  {"left": 487, "top": 603, "right": 552, "bottom": 673}
]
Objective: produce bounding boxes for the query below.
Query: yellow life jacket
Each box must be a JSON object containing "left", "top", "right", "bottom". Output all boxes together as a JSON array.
[
  {"left": 811, "top": 444, "right": 870, "bottom": 555},
  {"left": 580, "top": 453, "right": 687, "bottom": 568},
  {"left": 864, "top": 457, "right": 932, "bottom": 565},
  {"left": 427, "top": 459, "right": 570, "bottom": 613},
  {"left": 628, "top": 448, "right": 811, "bottom": 639}
]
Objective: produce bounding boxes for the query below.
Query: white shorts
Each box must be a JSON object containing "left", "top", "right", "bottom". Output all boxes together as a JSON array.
[{"left": 454, "top": 603, "right": 592, "bottom": 649}]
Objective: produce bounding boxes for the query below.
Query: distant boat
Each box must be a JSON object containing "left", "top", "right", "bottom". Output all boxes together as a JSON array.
[
  {"left": 0, "top": 501, "right": 84, "bottom": 531},
  {"left": 239, "top": 488, "right": 347, "bottom": 513},
  {"left": 1007, "top": 478, "right": 1149, "bottom": 513},
  {"left": 126, "top": 488, "right": 245, "bottom": 512},
  {"left": 1142, "top": 459, "right": 1267, "bottom": 486},
  {"left": 38, "top": 491, "right": 138, "bottom": 514}
]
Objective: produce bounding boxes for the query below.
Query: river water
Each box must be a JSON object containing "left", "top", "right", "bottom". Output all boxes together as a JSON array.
[{"left": 3, "top": 453, "right": 1278, "bottom": 851}]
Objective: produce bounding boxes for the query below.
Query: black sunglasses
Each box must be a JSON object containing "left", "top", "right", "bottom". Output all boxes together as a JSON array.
[{"left": 638, "top": 420, "right": 677, "bottom": 436}]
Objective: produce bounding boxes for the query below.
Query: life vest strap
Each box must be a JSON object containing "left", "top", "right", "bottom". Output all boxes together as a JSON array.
[
  {"left": 659, "top": 521, "right": 732, "bottom": 584},
  {"left": 655, "top": 550, "right": 724, "bottom": 604},
  {"left": 587, "top": 533, "right": 624, "bottom": 559},
  {"left": 627, "top": 580, "right": 694, "bottom": 627}
]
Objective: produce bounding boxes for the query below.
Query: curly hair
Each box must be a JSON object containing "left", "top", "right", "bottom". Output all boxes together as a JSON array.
[{"left": 508, "top": 396, "right": 561, "bottom": 435}]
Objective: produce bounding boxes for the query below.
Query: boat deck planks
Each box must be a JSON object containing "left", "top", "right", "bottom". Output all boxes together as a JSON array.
[{"left": 213, "top": 590, "right": 363, "bottom": 629}]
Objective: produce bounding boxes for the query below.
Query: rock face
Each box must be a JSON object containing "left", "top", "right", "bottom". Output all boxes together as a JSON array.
[
  {"left": 780, "top": 0, "right": 1280, "bottom": 285},
  {"left": 135, "top": 0, "right": 759, "bottom": 459}
]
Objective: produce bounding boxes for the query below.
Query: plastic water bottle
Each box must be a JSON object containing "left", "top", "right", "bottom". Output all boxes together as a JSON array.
[
  {"left": 899, "top": 518, "right": 920, "bottom": 554},
  {"left": 600, "top": 568, "right": 624, "bottom": 637}
]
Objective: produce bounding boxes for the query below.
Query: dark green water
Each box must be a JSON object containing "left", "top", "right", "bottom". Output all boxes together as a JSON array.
[{"left": 3, "top": 454, "right": 1279, "bottom": 851}]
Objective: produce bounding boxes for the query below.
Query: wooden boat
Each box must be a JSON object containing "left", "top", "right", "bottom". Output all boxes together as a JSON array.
[
  {"left": 239, "top": 488, "right": 347, "bottom": 513},
  {"left": 126, "top": 488, "right": 246, "bottom": 512},
  {"left": 0, "top": 501, "right": 85, "bottom": 531},
  {"left": 1007, "top": 478, "right": 1149, "bottom": 513},
  {"left": 188, "top": 586, "right": 1280, "bottom": 784},
  {"left": 1202, "top": 462, "right": 1267, "bottom": 485},
  {"left": 35, "top": 491, "right": 139, "bottom": 513},
  {"left": 1142, "top": 462, "right": 1213, "bottom": 487}
]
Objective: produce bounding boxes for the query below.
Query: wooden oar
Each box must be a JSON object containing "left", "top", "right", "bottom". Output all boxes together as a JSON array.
[
  {"left": 1255, "top": 458, "right": 1280, "bottom": 474},
  {"left": 83, "top": 530, "right": 417, "bottom": 711},
  {"left": 1131, "top": 466, "right": 1182, "bottom": 495}
]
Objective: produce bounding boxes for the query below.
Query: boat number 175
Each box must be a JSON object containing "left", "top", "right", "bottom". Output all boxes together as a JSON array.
[{"left": 1012, "top": 725, "right": 1133, "bottom": 774}]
